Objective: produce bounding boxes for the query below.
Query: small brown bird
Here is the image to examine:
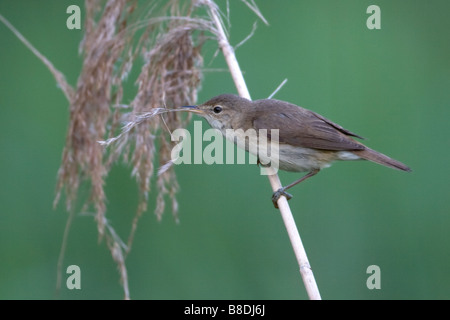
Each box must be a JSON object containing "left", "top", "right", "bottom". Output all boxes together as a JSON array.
[{"left": 183, "top": 94, "right": 411, "bottom": 208}]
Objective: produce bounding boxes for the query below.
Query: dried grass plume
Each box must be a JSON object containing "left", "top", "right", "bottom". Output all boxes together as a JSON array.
[{"left": 54, "top": 0, "right": 212, "bottom": 299}]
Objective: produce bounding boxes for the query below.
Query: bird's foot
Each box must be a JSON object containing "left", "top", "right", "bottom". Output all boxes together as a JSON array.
[{"left": 272, "top": 187, "right": 293, "bottom": 209}]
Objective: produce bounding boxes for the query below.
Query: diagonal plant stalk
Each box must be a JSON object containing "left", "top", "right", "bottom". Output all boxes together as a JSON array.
[{"left": 205, "top": 0, "right": 321, "bottom": 300}]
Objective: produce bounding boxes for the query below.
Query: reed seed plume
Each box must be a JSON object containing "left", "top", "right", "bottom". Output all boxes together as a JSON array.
[
  {"left": 56, "top": 0, "right": 208, "bottom": 298},
  {"left": 98, "top": 108, "right": 185, "bottom": 148}
]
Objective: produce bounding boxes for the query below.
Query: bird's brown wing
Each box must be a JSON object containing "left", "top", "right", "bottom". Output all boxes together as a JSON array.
[{"left": 252, "top": 101, "right": 365, "bottom": 151}]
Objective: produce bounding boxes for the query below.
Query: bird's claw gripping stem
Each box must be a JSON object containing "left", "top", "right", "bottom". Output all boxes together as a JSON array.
[{"left": 272, "top": 187, "right": 292, "bottom": 209}]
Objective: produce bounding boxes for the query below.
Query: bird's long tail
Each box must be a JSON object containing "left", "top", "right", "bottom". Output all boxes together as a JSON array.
[{"left": 353, "top": 147, "right": 412, "bottom": 172}]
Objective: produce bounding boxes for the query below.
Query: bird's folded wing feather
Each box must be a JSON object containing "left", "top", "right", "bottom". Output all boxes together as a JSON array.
[{"left": 252, "top": 104, "right": 365, "bottom": 151}]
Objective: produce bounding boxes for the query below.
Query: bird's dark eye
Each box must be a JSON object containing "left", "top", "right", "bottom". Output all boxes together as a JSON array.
[{"left": 213, "top": 106, "right": 222, "bottom": 114}]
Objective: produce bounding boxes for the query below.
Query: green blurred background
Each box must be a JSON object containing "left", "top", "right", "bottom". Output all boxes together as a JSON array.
[{"left": 1, "top": 0, "right": 449, "bottom": 299}]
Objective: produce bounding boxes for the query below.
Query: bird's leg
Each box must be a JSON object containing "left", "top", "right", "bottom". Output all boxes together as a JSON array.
[
  {"left": 272, "top": 169, "right": 320, "bottom": 209},
  {"left": 256, "top": 157, "right": 262, "bottom": 167}
]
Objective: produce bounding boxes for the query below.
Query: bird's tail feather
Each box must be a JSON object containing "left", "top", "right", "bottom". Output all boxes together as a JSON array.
[{"left": 353, "top": 147, "right": 412, "bottom": 172}]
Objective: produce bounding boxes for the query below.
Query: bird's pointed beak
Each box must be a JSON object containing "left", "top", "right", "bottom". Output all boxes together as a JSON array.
[{"left": 181, "top": 105, "right": 204, "bottom": 114}]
